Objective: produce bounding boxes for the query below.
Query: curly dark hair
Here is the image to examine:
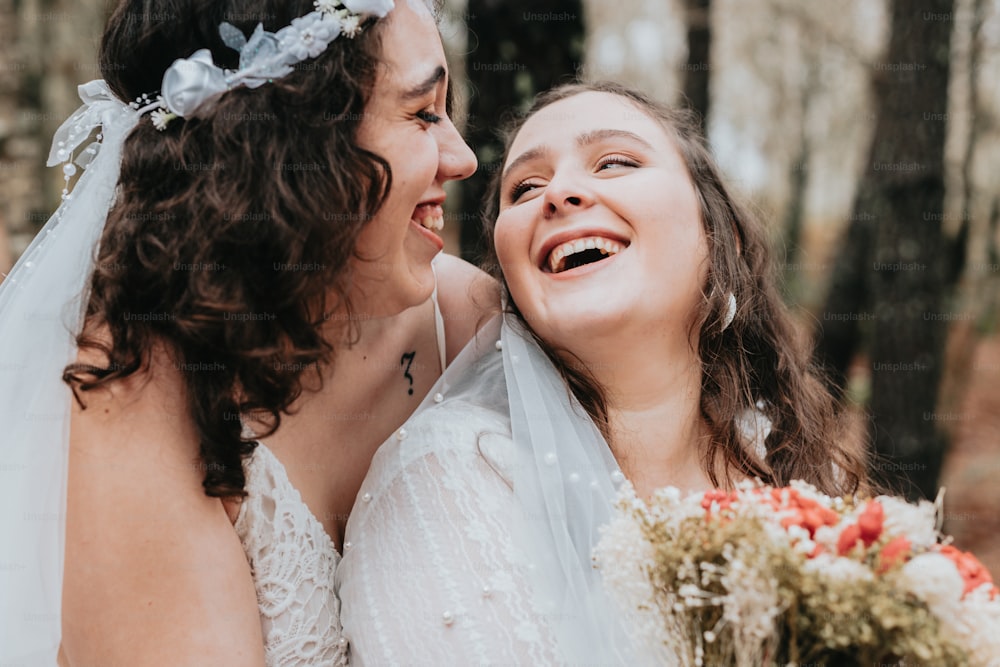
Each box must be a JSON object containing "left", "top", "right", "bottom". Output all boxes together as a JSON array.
[
  {"left": 63, "top": 0, "right": 394, "bottom": 498},
  {"left": 481, "top": 82, "right": 870, "bottom": 496}
]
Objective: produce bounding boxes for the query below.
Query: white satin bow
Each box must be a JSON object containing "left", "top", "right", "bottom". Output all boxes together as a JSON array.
[{"left": 46, "top": 79, "right": 138, "bottom": 170}]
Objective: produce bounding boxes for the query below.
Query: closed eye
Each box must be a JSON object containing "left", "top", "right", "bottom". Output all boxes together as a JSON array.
[
  {"left": 509, "top": 179, "right": 544, "bottom": 203},
  {"left": 597, "top": 155, "right": 639, "bottom": 170},
  {"left": 417, "top": 109, "right": 442, "bottom": 124}
]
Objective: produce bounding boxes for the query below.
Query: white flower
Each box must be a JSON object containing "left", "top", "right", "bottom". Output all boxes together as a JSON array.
[
  {"left": 276, "top": 12, "right": 343, "bottom": 60},
  {"left": 899, "top": 553, "right": 964, "bottom": 617},
  {"left": 652, "top": 485, "right": 682, "bottom": 505},
  {"left": 161, "top": 49, "right": 229, "bottom": 118},
  {"left": 342, "top": 0, "right": 394, "bottom": 18},
  {"left": 149, "top": 108, "right": 176, "bottom": 131},
  {"left": 720, "top": 546, "right": 783, "bottom": 649},
  {"left": 804, "top": 553, "right": 873, "bottom": 582},
  {"left": 314, "top": 0, "right": 340, "bottom": 12},
  {"left": 812, "top": 524, "right": 841, "bottom": 552},
  {"left": 595, "top": 508, "right": 679, "bottom": 664},
  {"left": 341, "top": 13, "right": 362, "bottom": 37},
  {"left": 877, "top": 495, "right": 939, "bottom": 549},
  {"left": 953, "top": 585, "right": 1000, "bottom": 666}
]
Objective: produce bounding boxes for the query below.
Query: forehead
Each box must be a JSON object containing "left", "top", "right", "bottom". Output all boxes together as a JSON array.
[
  {"left": 376, "top": 0, "right": 444, "bottom": 85},
  {"left": 505, "top": 92, "right": 674, "bottom": 164}
]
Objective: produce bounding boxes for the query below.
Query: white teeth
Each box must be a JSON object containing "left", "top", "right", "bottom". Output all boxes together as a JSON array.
[
  {"left": 546, "top": 235, "right": 626, "bottom": 274},
  {"left": 417, "top": 214, "right": 444, "bottom": 232}
]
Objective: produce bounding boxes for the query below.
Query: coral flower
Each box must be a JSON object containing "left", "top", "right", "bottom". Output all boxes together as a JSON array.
[
  {"left": 857, "top": 501, "right": 884, "bottom": 545},
  {"left": 837, "top": 501, "right": 885, "bottom": 555},
  {"left": 938, "top": 544, "right": 1000, "bottom": 599},
  {"left": 878, "top": 536, "right": 912, "bottom": 573}
]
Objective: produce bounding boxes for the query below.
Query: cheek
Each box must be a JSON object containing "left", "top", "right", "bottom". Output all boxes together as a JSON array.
[
  {"left": 492, "top": 213, "right": 526, "bottom": 275},
  {"left": 493, "top": 213, "right": 538, "bottom": 305},
  {"left": 405, "top": 131, "right": 440, "bottom": 180},
  {"left": 352, "top": 218, "right": 389, "bottom": 257}
]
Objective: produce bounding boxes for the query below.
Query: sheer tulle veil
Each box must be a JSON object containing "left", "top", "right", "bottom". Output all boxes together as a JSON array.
[
  {"left": 0, "top": 80, "right": 140, "bottom": 663},
  {"left": 501, "top": 314, "right": 648, "bottom": 664}
]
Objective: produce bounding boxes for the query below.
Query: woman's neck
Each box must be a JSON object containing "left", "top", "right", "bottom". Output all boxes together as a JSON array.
[{"left": 577, "top": 340, "right": 714, "bottom": 498}]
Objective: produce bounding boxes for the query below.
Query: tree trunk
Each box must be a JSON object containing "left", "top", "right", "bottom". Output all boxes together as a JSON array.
[
  {"left": 682, "top": 0, "right": 711, "bottom": 131},
  {"left": 819, "top": 0, "right": 957, "bottom": 500},
  {"left": 815, "top": 195, "right": 876, "bottom": 399},
  {"left": 458, "top": 0, "right": 585, "bottom": 262}
]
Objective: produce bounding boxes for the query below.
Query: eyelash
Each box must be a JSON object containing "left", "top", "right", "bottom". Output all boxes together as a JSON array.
[
  {"left": 508, "top": 155, "right": 639, "bottom": 202},
  {"left": 597, "top": 155, "right": 638, "bottom": 170},
  {"left": 416, "top": 109, "right": 442, "bottom": 124},
  {"left": 509, "top": 179, "right": 540, "bottom": 203}
]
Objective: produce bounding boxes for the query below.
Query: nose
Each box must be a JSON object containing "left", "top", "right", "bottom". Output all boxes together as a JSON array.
[
  {"left": 543, "top": 168, "right": 594, "bottom": 218},
  {"left": 437, "top": 119, "right": 477, "bottom": 182}
]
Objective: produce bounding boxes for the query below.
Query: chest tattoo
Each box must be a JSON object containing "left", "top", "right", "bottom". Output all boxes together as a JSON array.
[{"left": 400, "top": 351, "right": 416, "bottom": 395}]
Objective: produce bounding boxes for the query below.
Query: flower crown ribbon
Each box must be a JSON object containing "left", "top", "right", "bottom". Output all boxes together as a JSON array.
[
  {"left": 152, "top": 0, "right": 393, "bottom": 129},
  {"left": 47, "top": 80, "right": 137, "bottom": 169}
]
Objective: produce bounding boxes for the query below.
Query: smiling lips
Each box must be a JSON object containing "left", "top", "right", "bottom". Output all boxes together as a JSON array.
[
  {"left": 413, "top": 203, "right": 444, "bottom": 232},
  {"left": 546, "top": 235, "right": 626, "bottom": 274}
]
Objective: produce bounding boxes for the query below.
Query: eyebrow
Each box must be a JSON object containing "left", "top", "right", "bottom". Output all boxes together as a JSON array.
[
  {"left": 501, "top": 129, "right": 655, "bottom": 184},
  {"left": 401, "top": 65, "right": 447, "bottom": 101}
]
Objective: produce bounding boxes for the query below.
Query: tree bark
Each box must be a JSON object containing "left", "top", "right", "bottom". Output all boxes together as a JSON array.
[
  {"left": 458, "top": 0, "right": 585, "bottom": 262},
  {"left": 818, "top": 0, "right": 957, "bottom": 500},
  {"left": 682, "top": 0, "right": 711, "bottom": 131}
]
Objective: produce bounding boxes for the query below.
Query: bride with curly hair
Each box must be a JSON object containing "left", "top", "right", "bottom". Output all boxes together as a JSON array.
[{"left": 0, "top": 0, "right": 495, "bottom": 664}]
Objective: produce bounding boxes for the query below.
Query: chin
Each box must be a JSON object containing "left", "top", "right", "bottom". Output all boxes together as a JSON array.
[
  {"left": 395, "top": 260, "right": 437, "bottom": 309},
  {"left": 347, "top": 260, "right": 436, "bottom": 319},
  {"left": 528, "top": 305, "right": 631, "bottom": 353}
]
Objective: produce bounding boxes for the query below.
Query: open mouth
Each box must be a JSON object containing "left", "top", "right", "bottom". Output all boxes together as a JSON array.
[
  {"left": 545, "top": 236, "right": 627, "bottom": 274},
  {"left": 412, "top": 203, "right": 444, "bottom": 232}
]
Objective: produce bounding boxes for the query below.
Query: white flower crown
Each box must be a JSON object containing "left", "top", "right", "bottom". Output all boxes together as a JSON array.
[{"left": 135, "top": 0, "right": 394, "bottom": 130}]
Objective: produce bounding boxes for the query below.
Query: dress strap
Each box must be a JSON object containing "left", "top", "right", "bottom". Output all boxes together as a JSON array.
[{"left": 430, "top": 259, "right": 447, "bottom": 373}]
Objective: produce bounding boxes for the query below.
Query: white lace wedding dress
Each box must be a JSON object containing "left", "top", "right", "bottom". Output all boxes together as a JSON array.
[
  {"left": 233, "top": 277, "right": 450, "bottom": 666},
  {"left": 235, "top": 442, "right": 349, "bottom": 666},
  {"left": 336, "top": 316, "right": 563, "bottom": 665}
]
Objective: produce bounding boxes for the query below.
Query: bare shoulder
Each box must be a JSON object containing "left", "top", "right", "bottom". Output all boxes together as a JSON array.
[
  {"left": 62, "top": 336, "right": 264, "bottom": 665},
  {"left": 433, "top": 252, "right": 501, "bottom": 364}
]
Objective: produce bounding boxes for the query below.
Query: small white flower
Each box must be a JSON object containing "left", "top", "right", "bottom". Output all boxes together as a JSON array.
[
  {"left": 785, "top": 524, "right": 811, "bottom": 543},
  {"left": 804, "top": 553, "right": 873, "bottom": 582},
  {"left": 653, "top": 486, "right": 682, "bottom": 504},
  {"left": 277, "top": 12, "right": 342, "bottom": 60},
  {"left": 341, "top": 13, "right": 362, "bottom": 37},
  {"left": 877, "top": 495, "right": 939, "bottom": 549},
  {"left": 342, "top": 0, "right": 394, "bottom": 18},
  {"left": 149, "top": 108, "right": 176, "bottom": 131},
  {"left": 812, "top": 524, "right": 841, "bottom": 552},
  {"left": 314, "top": 0, "right": 340, "bottom": 12}
]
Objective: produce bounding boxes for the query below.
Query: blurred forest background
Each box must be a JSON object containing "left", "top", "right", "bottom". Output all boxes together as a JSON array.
[{"left": 1, "top": 0, "right": 998, "bottom": 568}]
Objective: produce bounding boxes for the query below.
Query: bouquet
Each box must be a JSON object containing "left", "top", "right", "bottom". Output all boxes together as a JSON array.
[{"left": 595, "top": 480, "right": 1000, "bottom": 666}]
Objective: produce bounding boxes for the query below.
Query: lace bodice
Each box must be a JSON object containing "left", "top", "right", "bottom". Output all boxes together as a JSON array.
[
  {"left": 232, "top": 270, "right": 447, "bottom": 666},
  {"left": 235, "top": 443, "right": 348, "bottom": 667}
]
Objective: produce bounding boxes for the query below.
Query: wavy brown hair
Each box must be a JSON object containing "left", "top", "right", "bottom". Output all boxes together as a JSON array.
[
  {"left": 481, "top": 82, "right": 869, "bottom": 496},
  {"left": 63, "top": 0, "right": 395, "bottom": 498}
]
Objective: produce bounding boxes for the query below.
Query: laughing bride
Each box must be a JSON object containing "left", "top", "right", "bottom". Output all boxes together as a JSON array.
[{"left": 337, "top": 81, "right": 867, "bottom": 665}]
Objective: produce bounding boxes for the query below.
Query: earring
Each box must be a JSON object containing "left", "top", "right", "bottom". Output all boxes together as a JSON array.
[{"left": 721, "top": 292, "right": 737, "bottom": 332}]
